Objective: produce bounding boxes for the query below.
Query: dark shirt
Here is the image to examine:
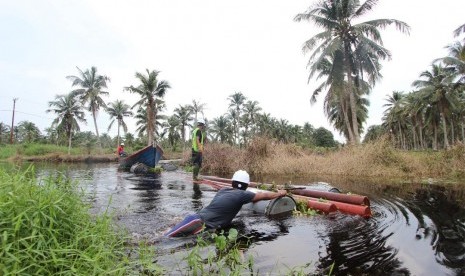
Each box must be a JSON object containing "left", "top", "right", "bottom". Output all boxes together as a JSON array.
[{"left": 198, "top": 188, "right": 255, "bottom": 229}]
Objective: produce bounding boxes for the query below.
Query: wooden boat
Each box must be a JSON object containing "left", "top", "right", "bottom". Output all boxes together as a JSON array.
[{"left": 118, "top": 144, "right": 164, "bottom": 170}]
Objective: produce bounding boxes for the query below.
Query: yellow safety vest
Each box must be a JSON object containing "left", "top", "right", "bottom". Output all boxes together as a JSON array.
[{"left": 192, "top": 127, "right": 204, "bottom": 152}]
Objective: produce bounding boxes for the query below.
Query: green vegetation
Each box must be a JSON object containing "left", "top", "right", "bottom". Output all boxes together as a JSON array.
[
  {"left": 0, "top": 165, "right": 163, "bottom": 275},
  {"left": 1, "top": 166, "right": 323, "bottom": 275}
]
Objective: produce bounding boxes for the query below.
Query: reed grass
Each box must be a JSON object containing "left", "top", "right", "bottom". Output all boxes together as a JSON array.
[
  {"left": 197, "top": 137, "right": 465, "bottom": 183},
  {"left": 0, "top": 165, "right": 161, "bottom": 275}
]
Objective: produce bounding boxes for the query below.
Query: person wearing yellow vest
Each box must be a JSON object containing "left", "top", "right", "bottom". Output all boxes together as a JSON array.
[{"left": 191, "top": 119, "right": 206, "bottom": 181}]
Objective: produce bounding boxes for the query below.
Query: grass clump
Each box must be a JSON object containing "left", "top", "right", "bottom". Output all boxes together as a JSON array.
[{"left": 0, "top": 165, "right": 160, "bottom": 275}]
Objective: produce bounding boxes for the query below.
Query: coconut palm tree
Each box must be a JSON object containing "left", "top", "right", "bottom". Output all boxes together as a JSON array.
[
  {"left": 163, "top": 115, "right": 182, "bottom": 150},
  {"left": 412, "top": 64, "right": 457, "bottom": 149},
  {"left": 242, "top": 100, "right": 262, "bottom": 135},
  {"left": 125, "top": 69, "right": 170, "bottom": 146},
  {"left": 67, "top": 66, "right": 109, "bottom": 147},
  {"left": 134, "top": 103, "right": 166, "bottom": 141},
  {"left": 453, "top": 23, "right": 465, "bottom": 38},
  {"left": 228, "top": 92, "right": 247, "bottom": 144},
  {"left": 209, "top": 116, "right": 233, "bottom": 144},
  {"left": 17, "top": 121, "right": 41, "bottom": 143},
  {"left": 383, "top": 91, "right": 406, "bottom": 148},
  {"left": 174, "top": 104, "right": 193, "bottom": 149},
  {"left": 294, "top": 0, "right": 410, "bottom": 144},
  {"left": 106, "top": 100, "right": 133, "bottom": 147},
  {"left": 0, "top": 122, "right": 10, "bottom": 144},
  {"left": 189, "top": 99, "right": 206, "bottom": 124},
  {"left": 47, "top": 93, "right": 86, "bottom": 154}
]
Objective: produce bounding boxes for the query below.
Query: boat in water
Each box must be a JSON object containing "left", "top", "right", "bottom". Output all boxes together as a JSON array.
[{"left": 118, "top": 144, "right": 164, "bottom": 170}]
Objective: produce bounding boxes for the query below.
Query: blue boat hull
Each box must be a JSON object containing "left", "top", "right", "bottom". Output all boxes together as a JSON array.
[{"left": 119, "top": 145, "right": 164, "bottom": 170}]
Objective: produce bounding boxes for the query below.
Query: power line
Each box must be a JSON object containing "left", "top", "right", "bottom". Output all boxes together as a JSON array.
[{"left": 0, "top": 109, "right": 54, "bottom": 120}]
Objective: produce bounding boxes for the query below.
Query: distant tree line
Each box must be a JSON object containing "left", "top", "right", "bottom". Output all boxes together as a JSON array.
[{"left": 0, "top": 69, "right": 338, "bottom": 153}]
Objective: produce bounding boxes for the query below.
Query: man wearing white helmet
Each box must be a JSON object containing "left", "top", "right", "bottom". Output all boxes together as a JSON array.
[
  {"left": 165, "top": 170, "right": 287, "bottom": 237},
  {"left": 191, "top": 119, "right": 206, "bottom": 181}
]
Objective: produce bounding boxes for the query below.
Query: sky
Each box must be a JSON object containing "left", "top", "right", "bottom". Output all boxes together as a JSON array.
[{"left": 0, "top": 0, "right": 464, "bottom": 143}]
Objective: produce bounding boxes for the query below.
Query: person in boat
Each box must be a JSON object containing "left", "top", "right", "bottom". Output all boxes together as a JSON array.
[
  {"left": 117, "top": 142, "right": 127, "bottom": 157},
  {"left": 165, "top": 170, "right": 287, "bottom": 238},
  {"left": 191, "top": 119, "right": 206, "bottom": 181}
]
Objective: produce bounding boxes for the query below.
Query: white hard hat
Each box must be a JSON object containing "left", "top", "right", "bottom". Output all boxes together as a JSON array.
[
  {"left": 197, "top": 118, "right": 205, "bottom": 125},
  {"left": 232, "top": 170, "right": 250, "bottom": 185},
  {"left": 121, "top": 142, "right": 124, "bottom": 146}
]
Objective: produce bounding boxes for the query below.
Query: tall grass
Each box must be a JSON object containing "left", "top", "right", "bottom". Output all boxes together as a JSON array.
[
  {"left": 0, "top": 166, "right": 161, "bottom": 275},
  {"left": 196, "top": 137, "right": 465, "bottom": 182}
]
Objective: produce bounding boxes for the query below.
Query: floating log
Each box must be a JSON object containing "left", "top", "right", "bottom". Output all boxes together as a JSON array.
[{"left": 290, "top": 188, "right": 370, "bottom": 206}]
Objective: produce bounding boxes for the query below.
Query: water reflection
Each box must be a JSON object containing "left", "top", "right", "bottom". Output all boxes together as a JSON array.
[{"left": 3, "top": 162, "right": 465, "bottom": 275}]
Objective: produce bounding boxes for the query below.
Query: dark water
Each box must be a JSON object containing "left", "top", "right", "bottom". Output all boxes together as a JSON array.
[{"left": 13, "top": 162, "right": 465, "bottom": 275}]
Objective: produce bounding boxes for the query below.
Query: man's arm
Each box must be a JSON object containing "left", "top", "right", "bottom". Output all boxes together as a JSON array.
[{"left": 251, "top": 190, "right": 287, "bottom": 202}]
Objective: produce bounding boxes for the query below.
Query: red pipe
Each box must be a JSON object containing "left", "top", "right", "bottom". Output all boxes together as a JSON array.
[
  {"left": 307, "top": 197, "right": 372, "bottom": 218},
  {"left": 307, "top": 200, "right": 338, "bottom": 213},
  {"left": 200, "top": 176, "right": 371, "bottom": 218},
  {"left": 291, "top": 189, "right": 370, "bottom": 206}
]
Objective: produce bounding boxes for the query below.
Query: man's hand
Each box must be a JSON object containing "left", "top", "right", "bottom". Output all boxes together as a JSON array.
[{"left": 276, "top": 190, "right": 287, "bottom": 198}]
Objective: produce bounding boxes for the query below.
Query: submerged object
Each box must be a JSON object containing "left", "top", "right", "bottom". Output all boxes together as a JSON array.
[
  {"left": 243, "top": 188, "right": 296, "bottom": 216},
  {"left": 119, "top": 144, "right": 164, "bottom": 170}
]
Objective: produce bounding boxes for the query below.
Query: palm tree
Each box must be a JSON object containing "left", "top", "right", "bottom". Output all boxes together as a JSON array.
[
  {"left": 174, "top": 104, "right": 193, "bottom": 149},
  {"left": 125, "top": 69, "right": 170, "bottom": 145},
  {"left": 189, "top": 99, "right": 206, "bottom": 124},
  {"left": 67, "top": 66, "right": 110, "bottom": 147},
  {"left": 209, "top": 116, "right": 233, "bottom": 144},
  {"left": 17, "top": 121, "right": 41, "bottom": 143},
  {"left": 413, "top": 64, "right": 457, "bottom": 149},
  {"left": 0, "top": 122, "right": 10, "bottom": 144},
  {"left": 107, "top": 100, "right": 133, "bottom": 147},
  {"left": 383, "top": 91, "right": 406, "bottom": 148},
  {"left": 242, "top": 100, "right": 262, "bottom": 135},
  {"left": 440, "top": 41, "right": 465, "bottom": 86},
  {"left": 294, "top": 0, "right": 410, "bottom": 144},
  {"left": 47, "top": 93, "right": 86, "bottom": 154},
  {"left": 228, "top": 92, "right": 247, "bottom": 144},
  {"left": 453, "top": 23, "right": 465, "bottom": 38},
  {"left": 163, "top": 115, "right": 182, "bottom": 150},
  {"left": 134, "top": 104, "right": 166, "bottom": 141}
]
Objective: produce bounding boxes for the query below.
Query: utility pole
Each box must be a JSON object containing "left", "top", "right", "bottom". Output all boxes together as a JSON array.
[{"left": 10, "top": 98, "right": 17, "bottom": 144}]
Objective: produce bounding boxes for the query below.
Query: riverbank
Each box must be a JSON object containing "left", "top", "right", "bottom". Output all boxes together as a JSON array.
[
  {"left": 194, "top": 137, "right": 465, "bottom": 184},
  {"left": 4, "top": 138, "right": 465, "bottom": 184}
]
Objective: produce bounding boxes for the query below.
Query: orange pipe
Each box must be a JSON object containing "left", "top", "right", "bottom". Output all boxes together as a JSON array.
[
  {"left": 307, "top": 197, "right": 372, "bottom": 218},
  {"left": 307, "top": 200, "right": 338, "bottom": 213},
  {"left": 291, "top": 189, "right": 370, "bottom": 206}
]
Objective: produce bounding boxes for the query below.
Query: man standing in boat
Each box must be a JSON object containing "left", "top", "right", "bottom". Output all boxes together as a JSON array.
[{"left": 191, "top": 119, "right": 206, "bottom": 181}]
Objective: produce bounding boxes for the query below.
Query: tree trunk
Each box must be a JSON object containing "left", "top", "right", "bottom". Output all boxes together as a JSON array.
[
  {"left": 117, "top": 120, "right": 121, "bottom": 149},
  {"left": 441, "top": 111, "right": 449, "bottom": 149},
  {"left": 68, "top": 132, "right": 72, "bottom": 155},
  {"left": 433, "top": 123, "right": 438, "bottom": 150},
  {"left": 461, "top": 122, "right": 465, "bottom": 143},
  {"left": 418, "top": 120, "right": 424, "bottom": 149},
  {"left": 92, "top": 108, "right": 101, "bottom": 148},
  {"left": 147, "top": 99, "right": 154, "bottom": 146},
  {"left": 341, "top": 92, "right": 355, "bottom": 144}
]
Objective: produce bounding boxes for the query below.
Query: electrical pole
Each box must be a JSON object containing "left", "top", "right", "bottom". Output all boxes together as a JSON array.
[{"left": 10, "top": 98, "right": 18, "bottom": 144}]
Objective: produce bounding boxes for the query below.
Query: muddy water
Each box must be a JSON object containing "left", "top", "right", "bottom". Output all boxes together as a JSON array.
[{"left": 27, "top": 162, "right": 465, "bottom": 275}]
